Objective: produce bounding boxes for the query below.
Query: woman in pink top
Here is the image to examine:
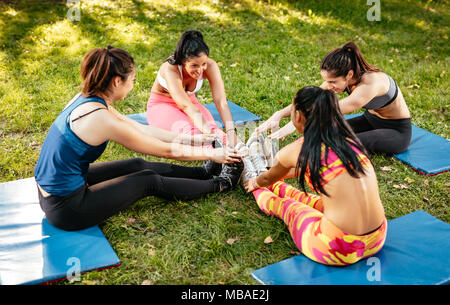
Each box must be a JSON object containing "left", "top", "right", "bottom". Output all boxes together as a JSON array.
[{"left": 147, "top": 30, "right": 240, "bottom": 148}]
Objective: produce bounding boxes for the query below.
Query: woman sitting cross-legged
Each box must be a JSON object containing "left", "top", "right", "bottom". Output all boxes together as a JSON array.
[
  {"left": 34, "top": 46, "right": 243, "bottom": 231},
  {"left": 244, "top": 86, "right": 387, "bottom": 266}
]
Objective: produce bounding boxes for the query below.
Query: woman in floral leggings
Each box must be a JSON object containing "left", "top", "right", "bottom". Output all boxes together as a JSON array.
[{"left": 245, "top": 86, "right": 387, "bottom": 266}]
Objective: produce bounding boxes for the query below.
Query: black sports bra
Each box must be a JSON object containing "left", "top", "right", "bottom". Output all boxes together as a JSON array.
[{"left": 345, "top": 73, "right": 399, "bottom": 110}]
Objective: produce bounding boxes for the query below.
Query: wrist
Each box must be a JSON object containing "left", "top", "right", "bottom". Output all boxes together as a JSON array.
[
  {"left": 225, "top": 127, "right": 236, "bottom": 134},
  {"left": 252, "top": 177, "right": 261, "bottom": 189}
]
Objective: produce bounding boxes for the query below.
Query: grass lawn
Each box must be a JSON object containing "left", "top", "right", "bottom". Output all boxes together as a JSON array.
[{"left": 0, "top": 0, "right": 448, "bottom": 285}]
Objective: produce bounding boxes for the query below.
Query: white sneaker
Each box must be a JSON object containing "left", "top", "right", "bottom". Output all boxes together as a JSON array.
[
  {"left": 236, "top": 142, "right": 257, "bottom": 183},
  {"left": 263, "top": 137, "right": 279, "bottom": 168},
  {"left": 248, "top": 141, "right": 268, "bottom": 175},
  {"left": 246, "top": 131, "right": 259, "bottom": 148}
]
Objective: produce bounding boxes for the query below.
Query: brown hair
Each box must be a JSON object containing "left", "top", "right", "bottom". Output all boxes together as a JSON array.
[
  {"left": 320, "top": 41, "right": 381, "bottom": 81},
  {"left": 80, "top": 45, "right": 134, "bottom": 97}
]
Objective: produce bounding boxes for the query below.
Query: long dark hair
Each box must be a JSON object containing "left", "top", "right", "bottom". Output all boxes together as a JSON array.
[
  {"left": 167, "top": 30, "right": 209, "bottom": 65},
  {"left": 80, "top": 45, "right": 134, "bottom": 97},
  {"left": 320, "top": 41, "right": 381, "bottom": 81},
  {"left": 293, "top": 86, "right": 370, "bottom": 196}
]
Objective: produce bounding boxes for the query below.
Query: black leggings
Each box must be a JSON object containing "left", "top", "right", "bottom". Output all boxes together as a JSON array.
[
  {"left": 346, "top": 111, "right": 412, "bottom": 155},
  {"left": 38, "top": 158, "right": 219, "bottom": 231}
]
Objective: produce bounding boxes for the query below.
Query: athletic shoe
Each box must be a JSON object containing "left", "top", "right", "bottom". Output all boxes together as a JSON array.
[
  {"left": 216, "top": 160, "right": 244, "bottom": 192},
  {"left": 201, "top": 139, "right": 223, "bottom": 177},
  {"left": 235, "top": 142, "right": 257, "bottom": 183},
  {"left": 248, "top": 141, "right": 268, "bottom": 175},
  {"left": 246, "top": 131, "right": 259, "bottom": 148},
  {"left": 263, "top": 137, "right": 279, "bottom": 168}
]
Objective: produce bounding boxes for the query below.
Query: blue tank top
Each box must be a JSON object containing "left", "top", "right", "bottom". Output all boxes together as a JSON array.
[{"left": 34, "top": 95, "right": 109, "bottom": 196}]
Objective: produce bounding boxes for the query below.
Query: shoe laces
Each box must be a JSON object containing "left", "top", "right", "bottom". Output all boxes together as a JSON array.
[{"left": 250, "top": 153, "right": 267, "bottom": 175}]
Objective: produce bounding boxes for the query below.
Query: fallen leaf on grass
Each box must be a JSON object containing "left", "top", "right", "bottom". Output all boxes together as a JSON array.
[
  {"left": 126, "top": 218, "right": 136, "bottom": 225},
  {"left": 393, "top": 184, "right": 408, "bottom": 189},
  {"left": 404, "top": 177, "right": 414, "bottom": 183},
  {"left": 226, "top": 237, "right": 239, "bottom": 245},
  {"left": 148, "top": 249, "right": 155, "bottom": 256},
  {"left": 406, "top": 84, "right": 420, "bottom": 89},
  {"left": 264, "top": 236, "right": 274, "bottom": 244},
  {"left": 284, "top": 76, "right": 290, "bottom": 81},
  {"left": 141, "top": 280, "right": 152, "bottom": 285},
  {"left": 357, "top": 37, "right": 367, "bottom": 45},
  {"left": 380, "top": 166, "right": 392, "bottom": 171},
  {"left": 230, "top": 63, "right": 238, "bottom": 67},
  {"left": 231, "top": 211, "right": 239, "bottom": 215}
]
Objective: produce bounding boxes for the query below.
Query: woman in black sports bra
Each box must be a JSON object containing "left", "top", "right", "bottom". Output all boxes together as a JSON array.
[
  {"left": 256, "top": 41, "right": 411, "bottom": 155},
  {"left": 319, "top": 41, "right": 411, "bottom": 155}
]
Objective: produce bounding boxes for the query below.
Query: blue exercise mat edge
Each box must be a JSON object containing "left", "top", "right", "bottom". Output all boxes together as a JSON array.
[
  {"left": 250, "top": 210, "right": 450, "bottom": 285},
  {"left": 0, "top": 177, "right": 121, "bottom": 285},
  {"left": 345, "top": 114, "right": 450, "bottom": 176}
]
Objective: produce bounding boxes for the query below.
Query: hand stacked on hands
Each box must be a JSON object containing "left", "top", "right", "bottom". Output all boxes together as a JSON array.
[{"left": 211, "top": 145, "right": 243, "bottom": 164}]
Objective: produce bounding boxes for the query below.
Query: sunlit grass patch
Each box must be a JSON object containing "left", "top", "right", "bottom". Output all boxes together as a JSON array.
[{"left": 0, "top": 0, "right": 448, "bottom": 285}]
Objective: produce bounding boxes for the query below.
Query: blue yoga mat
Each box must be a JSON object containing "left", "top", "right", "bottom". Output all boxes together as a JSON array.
[
  {"left": 0, "top": 178, "right": 120, "bottom": 285},
  {"left": 126, "top": 100, "right": 260, "bottom": 128},
  {"left": 345, "top": 114, "right": 450, "bottom": 175},
  {"left": 251, "top": 210, "right": 450, "bottom": 285}
]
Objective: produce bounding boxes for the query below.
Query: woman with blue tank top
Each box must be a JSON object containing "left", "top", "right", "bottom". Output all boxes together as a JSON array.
[
  {"left": 256, "top": 42, "right": 411, "bottom": 155},
  {"left": 34, "top": 46, "right": 243, "bottom": 231}
]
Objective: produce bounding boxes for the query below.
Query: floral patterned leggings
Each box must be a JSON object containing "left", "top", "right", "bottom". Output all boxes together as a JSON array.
[{"left": 252, "top": 181, "right": 387, "bottom": 266}]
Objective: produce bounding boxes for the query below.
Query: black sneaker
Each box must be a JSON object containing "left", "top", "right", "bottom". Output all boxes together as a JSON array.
[
  {"left": 218, "top": 160, "right": 244, "bottom": 191},
  {"left": 201, "top": 139, "right": 223, "bottom": 177},
  {"left": 213, "top": 176, "right": 232, "bottom": 192}
]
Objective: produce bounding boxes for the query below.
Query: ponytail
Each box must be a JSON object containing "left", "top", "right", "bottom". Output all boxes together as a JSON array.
[
  {"left": 80, "top": 45, "right": 134, "bottom": 97},
  {"left": 320, "top": 41, "right": 381, "bottom": 80},
  {"left": 167, "top": 30, "right": 209, "bottom": 65},
  {"left": 293, "top": 86, "right": 370, "bottom": 196}
]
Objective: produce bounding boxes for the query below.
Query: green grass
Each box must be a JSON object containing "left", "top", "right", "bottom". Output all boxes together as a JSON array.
[{"left": 0, "top": 0, "right": 448, "bottom": 285}]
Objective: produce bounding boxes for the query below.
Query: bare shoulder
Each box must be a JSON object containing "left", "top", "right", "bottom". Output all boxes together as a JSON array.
[
  {"left": 360, "top": 71, "right": 388, "bottom": 86},
  {"left": 70, "top": 101, "right": 108, "bottom": 120},
  {"left": 204, "top": 58, "right": 219, "bottom": 73},
  {"left": 206, "top": 57, "right": 218, "bottom": 67},
  {"left": 160, "top": 61, "right": 180, "bottom": 78},
  {"left": 69, "top": 102, "right": 112, "bottom": 146},
  {"left": 276, "top": 139, "right": 302, "bottom": 168},
  {"left": 204, "top": 58, "right": 222, "bottom": 82}
]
